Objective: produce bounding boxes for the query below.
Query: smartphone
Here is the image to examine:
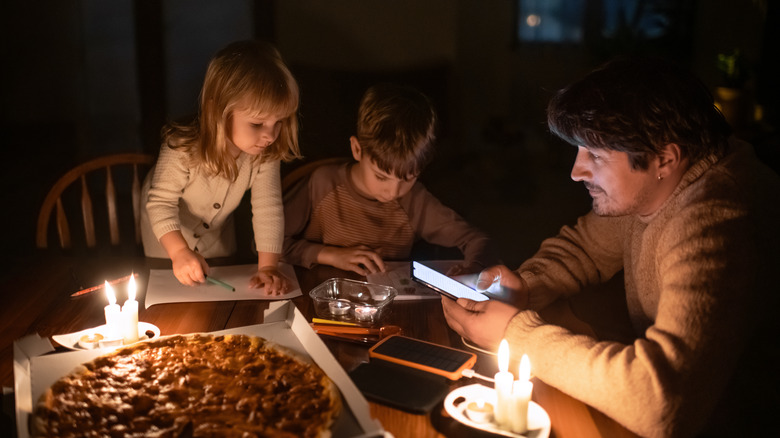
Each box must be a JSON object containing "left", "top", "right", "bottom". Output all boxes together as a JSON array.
[
  {"left": 368, "top": 334, "right": 477, "bottom": 380},
  {"left": 410, "top": 260, "right": 489, "bottom": 301}
]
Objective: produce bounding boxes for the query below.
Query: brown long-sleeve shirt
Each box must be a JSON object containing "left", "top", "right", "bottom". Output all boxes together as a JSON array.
[{"left": 282, "top": 162, "right": 499, "bottom": 268}]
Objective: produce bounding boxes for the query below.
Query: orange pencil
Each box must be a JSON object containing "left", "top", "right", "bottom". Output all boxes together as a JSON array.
[{"left": 70, "top": 274, "right": 134, "bottom": 298}]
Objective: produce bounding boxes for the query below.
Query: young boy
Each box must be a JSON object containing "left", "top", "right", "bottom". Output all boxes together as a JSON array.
[{"left": 283, "top": 83, "right": 499, "bottom": 275}]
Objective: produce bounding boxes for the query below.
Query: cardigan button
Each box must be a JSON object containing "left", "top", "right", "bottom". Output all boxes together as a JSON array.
[
  {"left": 203, "top": 223, "right": 210, "bottom": 229},
  {"left": 213, "top": 203, "right": 221, "bottom": 209}
]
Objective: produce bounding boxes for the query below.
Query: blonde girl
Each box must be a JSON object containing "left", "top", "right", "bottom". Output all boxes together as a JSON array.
[{"left": 141, "top": 40, "right": 301, "bottom": 294}]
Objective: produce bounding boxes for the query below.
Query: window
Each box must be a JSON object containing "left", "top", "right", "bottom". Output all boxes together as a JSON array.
[
  {"left": 517, "top": 0, "right": 585, "bottom": 44},
  {"left": 516, "top": 0, "right": 695, "bottom": 57}
]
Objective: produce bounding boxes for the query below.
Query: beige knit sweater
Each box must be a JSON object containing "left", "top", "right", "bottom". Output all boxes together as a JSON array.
[
  {"left": 141, "top": 144, "right": 283, "bottom": 258},
  {"left": 507, "top": 138, "right": 780, "bottom": 437}
]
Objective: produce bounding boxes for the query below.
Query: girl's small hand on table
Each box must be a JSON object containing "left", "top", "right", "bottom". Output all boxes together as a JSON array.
[
  {"left": 250, "top": 267, "right": 290, "bottom": 295},
  {"left": 171, "top": 248, "right": 209, "bottom": 286}
]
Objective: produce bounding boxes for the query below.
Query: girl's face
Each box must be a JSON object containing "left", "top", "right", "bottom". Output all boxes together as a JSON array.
[{"left": 227, "top": 107, "right": 284, "bottom": 157}]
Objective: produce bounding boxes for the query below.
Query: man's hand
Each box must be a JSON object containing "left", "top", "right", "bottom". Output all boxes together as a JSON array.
[
  {"left": 441, "top": 265, "right": 529, "bottom": 350},
  {"left": 441, "top": 297, "right": 521, "bottom": 351},
  {"left": 317, "top": 245, "right": 386, "bottom": 275},
  {"left": 171, "top": 247, "right": 209, "bottom": 286},
  {"left": 445, "top": 261, "right": 483, "bottom": 277},
  {"left": 249, "top": 267, "right": 290, "bottom": 295}
]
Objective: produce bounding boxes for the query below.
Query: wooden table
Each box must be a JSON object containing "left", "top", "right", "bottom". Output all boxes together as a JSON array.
[{"left": 0, "top": 254, "right": 638, "bottom": 438}]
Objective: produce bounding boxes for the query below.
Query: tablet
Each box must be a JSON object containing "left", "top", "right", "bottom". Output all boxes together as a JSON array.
[{"left": 410, "top": 261, "right": 489, "bottom": 302}]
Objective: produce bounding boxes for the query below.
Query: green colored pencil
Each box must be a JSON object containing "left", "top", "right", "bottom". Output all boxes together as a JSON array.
[{"left": 206, "top": 275, "right": 235, "bottom": 291}]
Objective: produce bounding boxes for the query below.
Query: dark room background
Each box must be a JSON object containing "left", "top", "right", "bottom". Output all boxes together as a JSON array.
[{"left": 1, "top": 0, "right": 776, "bottom": 276}]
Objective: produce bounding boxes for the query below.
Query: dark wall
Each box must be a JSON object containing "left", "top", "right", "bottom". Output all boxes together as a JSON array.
[{"left": 1, "top": 0, "right": 774, "bottom": 272}]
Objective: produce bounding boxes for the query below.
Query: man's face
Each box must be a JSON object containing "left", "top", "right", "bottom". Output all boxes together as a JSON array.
[{"left": 570, "top": 146, "right": 659, "bottom": 216}]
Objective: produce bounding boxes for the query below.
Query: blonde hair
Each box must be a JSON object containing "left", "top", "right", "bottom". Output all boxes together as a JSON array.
[
  {"left": 356, "top": 83, "right": 436, "bottom": 179},
  {"left": 163, "top": 40, "right": 301, "bottom": 180}
]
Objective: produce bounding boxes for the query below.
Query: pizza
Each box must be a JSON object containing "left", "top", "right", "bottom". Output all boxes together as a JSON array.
[{"left": 31, "top": 333, "right": 341, "bottom": 437}]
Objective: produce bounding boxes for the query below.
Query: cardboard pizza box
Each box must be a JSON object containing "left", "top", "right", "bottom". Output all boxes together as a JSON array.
[{"left": 14, "top": 300, "right": 385, "bottom": 438}]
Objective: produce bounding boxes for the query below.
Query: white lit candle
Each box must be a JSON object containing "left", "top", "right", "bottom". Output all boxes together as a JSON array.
[
  {"left": 103, "top": 281, "right": 122, "bottom": 340},
  {"left": 121, "top": 274, "right": 139, "bottom": 344},
  {"left": 329, "top": 299, "right": 351, "bottom": 316},
  {"left": 353, "top": 304, "right": 377, "bottom": 322},
  {"left": 509, "top": 354, "right": 534, "bottom": 434},
  {"left": 494, "top": 339, "right": 514, "bottom": 429}
]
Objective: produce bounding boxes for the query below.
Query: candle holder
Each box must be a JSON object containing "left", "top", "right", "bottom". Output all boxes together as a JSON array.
[
  {"left": 53, "top": 322, "right": 161, "bottom": 351},
  {"left": 98, "top": 336, "right": 124, "bottom": 348},
  {"left": 465, "top": 398, "right": 494, "bottom": 424},
  {"left": 443, "top": 384, "right": 551, "bottom": 438},
  {"left": 77, "top": 333, "right": 104, "bottom": 350}
]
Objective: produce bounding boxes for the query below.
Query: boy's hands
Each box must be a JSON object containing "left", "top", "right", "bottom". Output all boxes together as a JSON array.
[
  {"left": 170, "top": 247, "right": 209, "bottom": 286},
  {"left": 249, "top": 266, "right": 290, "bottom": 295},
  {"left": 318, "top": 245, "right": 386, "bottom": 275}
]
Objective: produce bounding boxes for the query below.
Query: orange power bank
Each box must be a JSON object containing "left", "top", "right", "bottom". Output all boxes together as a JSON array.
[{"left": 368, "top": 335, "right": 477, "bottom": 380}]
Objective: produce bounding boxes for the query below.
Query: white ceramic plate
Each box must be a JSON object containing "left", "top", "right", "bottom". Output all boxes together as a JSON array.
[
  {"left": 444, "top": 383, "right": 551, "bottom": 438},
  {"left": 52, "top": 322, "right": 161, "bottom": 350}
]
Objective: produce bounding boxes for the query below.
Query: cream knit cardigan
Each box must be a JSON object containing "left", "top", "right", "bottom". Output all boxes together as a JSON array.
[{"left": 141, "top": 144, "right": 283, "bottom": 258}]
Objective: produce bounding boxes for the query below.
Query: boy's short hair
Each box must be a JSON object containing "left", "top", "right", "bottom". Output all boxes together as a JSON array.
[
  {"left": 547, "top": 56, "right": 731, "bottom": 170},
  {"left": 356, "top": 83, "right": 437, "bottom": 179}
]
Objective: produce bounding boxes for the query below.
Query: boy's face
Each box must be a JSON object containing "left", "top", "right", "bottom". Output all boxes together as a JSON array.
[
  {"left": 350, "top": 137, "right": 417, "bottom": 203},
  {"left": 227, "top": 106, "right": 283, "bottom": 157}
]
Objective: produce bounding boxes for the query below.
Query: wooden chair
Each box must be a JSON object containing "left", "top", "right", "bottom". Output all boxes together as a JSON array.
[
  {"left": 36, "top": 153, "right": 155, "bottom": 250},
  {"left": 281, "top": 156, "right": 351, "bottom": 193}
]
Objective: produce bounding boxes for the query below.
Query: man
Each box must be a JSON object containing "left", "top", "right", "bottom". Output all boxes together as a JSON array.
[{"left": 443, "top": 57, "right": 780, "bottom": 437}]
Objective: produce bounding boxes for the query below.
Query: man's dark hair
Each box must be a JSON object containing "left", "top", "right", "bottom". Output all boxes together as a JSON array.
[{"left": 547, "top": 56, "right": 732, "bottom": 170}]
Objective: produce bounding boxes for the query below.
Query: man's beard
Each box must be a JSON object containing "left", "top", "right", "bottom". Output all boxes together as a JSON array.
[{"left": 586, "top": 182, "right": 645, "bottom": 217}]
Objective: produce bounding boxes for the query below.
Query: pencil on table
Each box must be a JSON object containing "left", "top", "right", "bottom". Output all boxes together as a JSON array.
[
  {"left": 70, "top": 274, "right": 134, "bottom": 297},
  {"left": 206, "top": 275, "right": 235, "bottom": 291}
]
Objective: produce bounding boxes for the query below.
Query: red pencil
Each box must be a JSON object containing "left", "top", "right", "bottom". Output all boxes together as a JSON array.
[{"left": 70, "top": 274, "right": 134, "bottom": 297}]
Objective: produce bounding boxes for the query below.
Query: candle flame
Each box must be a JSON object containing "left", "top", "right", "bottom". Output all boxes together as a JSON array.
[
  {"left": 104, "top": 281, "right": 116, "bottom": 305},
  {"left": 128, "top": 273, "right": 136, "bottom": 301},
  {"left": 476, "top": 398, "right": 485, "bottom": 409},
  {"left": 519, "top": 354, "right": 531, "bottom": 381},
  {"left": 498, "top": 339, "right": 509, "bottom": 373}
]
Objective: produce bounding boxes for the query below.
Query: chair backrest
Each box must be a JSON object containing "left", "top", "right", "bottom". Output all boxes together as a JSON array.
[
  {"left": 36, "top": 153, "right": 155, "bottom": 250},
  {"left": 281, "top": 156, "right": 351, "bottom": 193}
]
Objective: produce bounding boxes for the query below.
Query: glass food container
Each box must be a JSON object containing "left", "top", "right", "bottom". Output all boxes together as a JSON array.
[{"left": 309, "top": 278, "right": 397, "bottom": 325}]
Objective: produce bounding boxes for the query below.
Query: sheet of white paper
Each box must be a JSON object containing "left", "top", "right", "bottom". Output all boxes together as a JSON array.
[
  {"left": 144, "top": 263, "right": 301, "bottom": 308},
  {"left": 366, "top": 260, "right": 470, "bottom": 300}
]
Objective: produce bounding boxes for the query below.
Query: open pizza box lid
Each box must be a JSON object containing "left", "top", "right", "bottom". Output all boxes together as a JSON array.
[{"left": 14, "top": 300, "right": 386, "bottom": 438}]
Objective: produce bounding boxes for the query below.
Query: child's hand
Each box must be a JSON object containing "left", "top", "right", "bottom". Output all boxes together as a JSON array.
[
  {"left": 249, "top": 267, "right": 290, "bottom": 295},
  {"left": 318, "top": 245, "right": 386, "bottom": 275},
  {"left": 171, "top": 247, "right": 209, "bottom": 286}
]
